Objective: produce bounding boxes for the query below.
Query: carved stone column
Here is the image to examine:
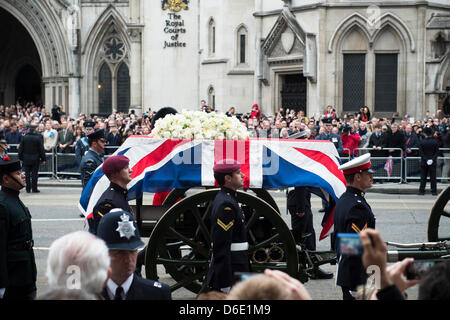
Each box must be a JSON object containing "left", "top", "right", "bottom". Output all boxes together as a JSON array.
[{"left": 128, "top": 26, "right": 144, "bottom": 113}]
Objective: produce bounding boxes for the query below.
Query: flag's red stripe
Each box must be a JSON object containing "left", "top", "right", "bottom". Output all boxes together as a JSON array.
[
  {"left": 319, "top": 207, "right": 335, "bottom": 241},
  {"left": 214, "top": 140, "right": 250, "bottom": 188},
  {"left": 294, "top": 147, "right": 346, "bottom": 186},
  {"left": 131, "top": 139, "right": 190, "bottom": 179}
]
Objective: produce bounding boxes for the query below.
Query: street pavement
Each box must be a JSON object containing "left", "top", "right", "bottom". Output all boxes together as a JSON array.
[{"left": 24, "top": 181, "right": 449, "bottom": 300}]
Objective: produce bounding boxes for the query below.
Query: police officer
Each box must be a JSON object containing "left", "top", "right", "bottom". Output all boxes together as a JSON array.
[
  {"left": 418, "top": 127, "right": 440, "bottom": 196},
  {"left": 97, "top": 209, "right": 171, "bottom": 300},
  {"left": 79, "top": 129, "right": 106, "bottom": 190},
  {"left": 75, "top": 120, "right": 96, "bottom": 166},
  {"left": 89, "top": 155, "right": 132, "bottom": 235},
  {"left": 333, "top": 153, "right": 376, "bottom": 300},
  {"left": 206, "top": 159, "right": 250, "bottom": 293},
  {"left": 0, "top": 158, "right": 37, "bottom": 300},
  {"left": 18, "top": 124, "right": 46, "bottom": 193}
]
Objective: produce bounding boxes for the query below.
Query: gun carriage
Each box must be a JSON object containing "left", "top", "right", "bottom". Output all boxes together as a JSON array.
[{"left": 81, "top": 135, "right": 450, "bottom": 295}]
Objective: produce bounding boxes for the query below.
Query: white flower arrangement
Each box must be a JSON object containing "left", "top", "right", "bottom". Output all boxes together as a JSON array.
[{"left": 151, "top": 110, "right": 249, "bottom": 140}]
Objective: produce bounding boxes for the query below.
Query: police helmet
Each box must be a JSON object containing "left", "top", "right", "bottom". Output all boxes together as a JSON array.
[{"left": 97, "top": 209, "right": 144, "bottom": 250}]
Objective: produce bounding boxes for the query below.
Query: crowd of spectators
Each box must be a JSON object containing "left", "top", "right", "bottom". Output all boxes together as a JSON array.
[{"left": 0, "top": 100, "right": 449, "bottom": 166}]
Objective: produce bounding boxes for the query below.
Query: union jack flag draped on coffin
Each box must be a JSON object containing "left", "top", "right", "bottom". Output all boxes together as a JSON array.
[{"left": 78, "top": 137, "right": 347, "bottom": 240}]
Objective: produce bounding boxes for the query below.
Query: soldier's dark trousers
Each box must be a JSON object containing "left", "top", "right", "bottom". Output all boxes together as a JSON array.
[
  {"left": 3, "top": 284, "right": 36, "bottom": 300},
  {"left": 24, "top": 163, "right": 39, "bottom": 192},
  {"left": 341, "top": 286, "right": 355, "bottom": 301},
  {"left": 419, "top": 164, "right": 437, "bottom": 193},
  {"left": 291, "top": 210, "right": 316, "bottom": 251}
]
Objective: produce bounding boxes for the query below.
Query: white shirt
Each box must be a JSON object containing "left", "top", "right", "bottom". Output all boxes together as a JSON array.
[{"left": 106, "top": 274, "right": 134, "bottom": 300}]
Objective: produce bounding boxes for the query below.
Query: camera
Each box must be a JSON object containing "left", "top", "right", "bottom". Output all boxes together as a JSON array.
[
  {"left": 405, "top": 259, "right": 443, "bottom": 280},
  {"left": 342, "top": 125, "right": 352, "bottom": 134},
  {"left": 337, "top": 233, "right": 363, "bottom": 256}
]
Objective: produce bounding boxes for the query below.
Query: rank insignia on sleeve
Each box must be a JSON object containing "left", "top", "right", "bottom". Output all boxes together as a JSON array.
[
  {"left": 351, "top": 223, "right": 361, "bottom": 233},
  {"left": 217, "top": 219, "right": 234, "bottom": 231}
]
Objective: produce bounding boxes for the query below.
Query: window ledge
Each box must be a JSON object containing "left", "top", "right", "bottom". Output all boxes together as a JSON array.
[
  {"left": 201, "top": 58, "right": 229, "bottom": 65},
  {"left": 227, "top": 69, "right": 254, "bottom": 75}
]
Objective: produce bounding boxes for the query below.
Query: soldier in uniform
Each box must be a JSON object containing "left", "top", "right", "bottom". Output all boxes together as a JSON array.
[
  {"left": 97, "top": 209, "right": 171, "bottom": 300},
  {"left": 0, "top": 158, "right": 37, "bottom": 300},
  {"left": 75, "top": 120, "right": 96, "bottom": 166},
  {"left": 79, "top": 129, "right": 106, "bottom": 190},
  {"left": 89, "top": 155, "right": 132, "bottom": 235},
  {"left": 206, "top": 159, "right": 250, "bottom": 293},
  {"left": 333, "top": 153, "right": 376, "bottom": 300},
  {"left": 418, "top": 127, "right": 440, "bottom": 196},
  {"left": 287, "top": 186, "right": 333, "bottom": 279},
  {"left": 18, "top": 124, "right": 46, "bottom": 193}
]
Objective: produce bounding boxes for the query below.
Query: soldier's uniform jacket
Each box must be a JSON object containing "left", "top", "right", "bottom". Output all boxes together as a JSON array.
[
  {"left": 90, "top": 182, "right": 132, "bottom": 235},
  {"left": 79, "top": 149, "right": 104, "bottom": 189},
  {"left": 0, "top": 186, "right": 37, "bottom": 290},
  {"left": 206, "top": 187, "right": 250, "bottom": 290},
  {"left": 75, "top": 136, "right": 89, "bottom": 165},
  {"left": 334, "top": 186, "right": 376, "bottom": 289}
]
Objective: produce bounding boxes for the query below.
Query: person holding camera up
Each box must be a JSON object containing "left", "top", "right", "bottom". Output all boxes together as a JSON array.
[{"left": 333, "top": 153, "right": 376, "bottom": 300}]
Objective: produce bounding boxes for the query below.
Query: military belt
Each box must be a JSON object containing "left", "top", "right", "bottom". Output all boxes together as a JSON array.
[
  {"left": 230, "top": 242, "right": 248, "bottom": 251},
  {"left": 8, "top": 239, "right": 34, "bottom": 251}
]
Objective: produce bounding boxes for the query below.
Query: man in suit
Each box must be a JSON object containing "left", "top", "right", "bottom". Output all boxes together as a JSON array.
[
  {"left": 0, "top": 158, "right": 37, "bottom": 299},
  {"left": 5, "top": 123, "right": 21, "bottom": 152},
  {"left": 105, "top": 121, "right": 122, "bottom": 155},
  {"left": 79, "top": 129, "right": 106, "bottom": 190},
  {"left": 97, "top": 209, "right": 171, "bottom": 300},
  {"left": 18, "top": 124, "right": 46, "bottom": 193},
  {"left": 334, "top": 153, "right": 376, "bottom": 300},
  {"left": 418, "top": 127, "right": 440, "bottom": 196},
  {"left": 206, "top": 159, "right": 250, "bottom": 293},
  {"left": 57, "top": 120, "right": 74, "bottom": 153},
  {"left": 368, "top": 124, "right": 387, "bottom": 158}
]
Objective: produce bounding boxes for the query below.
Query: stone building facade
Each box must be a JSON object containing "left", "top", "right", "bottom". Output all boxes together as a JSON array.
[{"left": 0, "top": 0, "right": 448, "bottom": 120}]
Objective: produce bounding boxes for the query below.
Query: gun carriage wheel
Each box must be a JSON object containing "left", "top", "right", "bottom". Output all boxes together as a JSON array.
[
  {"left": 144, "top": 188, "right": 300, "bottom": 294},
  {"left": 427, "top": 186, "right": 450, "bottom": 242}
]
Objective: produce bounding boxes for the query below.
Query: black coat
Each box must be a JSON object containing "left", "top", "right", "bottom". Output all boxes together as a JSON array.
[
  {"left": 387, "top": 131, "right": 405, "bottom": 157},
  {"left": 419, "top": 137, "right": 440, "bottom": 166},
  {"left": 334, "top": 187, "right": 376, "bottom": 290},
  {"left": 206, "top": 187, "right": 250, "bottom": 290},
  {"left": 368, "top": 132, "right": 387, "bottom": 157},
  {"left": 90, "top": 182, "right": 132, "bottom": 235},
  {"left": 287, "top": 186, "right": 315, "bottom": 250},
  {"left": 18, "top": 132, "right": 46, "bottom": 166},
  {"left": 0, "top": 187, "right": 37, "bottom": 291},
  {"left": 79, "top": 149, "right": 104, "bottom": 189},
  {"left": 101, "top": 275, "right": 171, "bottom": 300}
]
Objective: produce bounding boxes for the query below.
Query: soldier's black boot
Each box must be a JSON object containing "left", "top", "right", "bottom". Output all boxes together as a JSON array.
[{"left": 311, "top": 267, "right": 334, "bottom": 280}]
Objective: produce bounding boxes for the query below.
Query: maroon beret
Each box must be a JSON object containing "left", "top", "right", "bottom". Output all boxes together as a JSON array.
[
  {"left": 102, "top": 155, "right": 130, "bottom": 174},
  {"left": 213, "top": 159, "right": 241, "bottom": 173}
]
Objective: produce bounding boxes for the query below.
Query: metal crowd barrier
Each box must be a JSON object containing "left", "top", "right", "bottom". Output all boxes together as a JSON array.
[
  {"left": 405, "top": 148, "right": 450, "bottom": 182},
  {"left": 5, "top": 144, "right": 120, "bottom": 179},
  {"left": 355, "top": 148, "right": 404, "bottom": 183}
]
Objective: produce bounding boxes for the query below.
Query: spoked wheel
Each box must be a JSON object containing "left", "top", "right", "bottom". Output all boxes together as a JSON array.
[
  {"left": 428, "top": 186, "right": 450, "bottom": 242},
  {"left": 145, "top": 188, "right": 298, "bottom": 294},
  {"left": 162, "top": 187, "right": 281, "bottom": 214}
]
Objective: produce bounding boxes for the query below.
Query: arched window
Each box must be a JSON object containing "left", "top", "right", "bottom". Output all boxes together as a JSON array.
[
  {"left": 208, "top": 86, "right": 215, "bottom": 110},
  {"left": 237, "top": 25, "right": 248, "bottom": 65},
  {"left": 98, "top": 62, "right": 112, "bottom": 114},
  {"left": 208, "top": 18, "right": 216, "bottom": 56},
  {"left": 116, "top": 62, "right": 130, "bottom": 113}
]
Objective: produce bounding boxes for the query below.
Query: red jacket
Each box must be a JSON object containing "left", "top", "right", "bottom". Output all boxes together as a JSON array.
[{"left": 341, "top": 133, "right": 361, "bottom": 156}]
